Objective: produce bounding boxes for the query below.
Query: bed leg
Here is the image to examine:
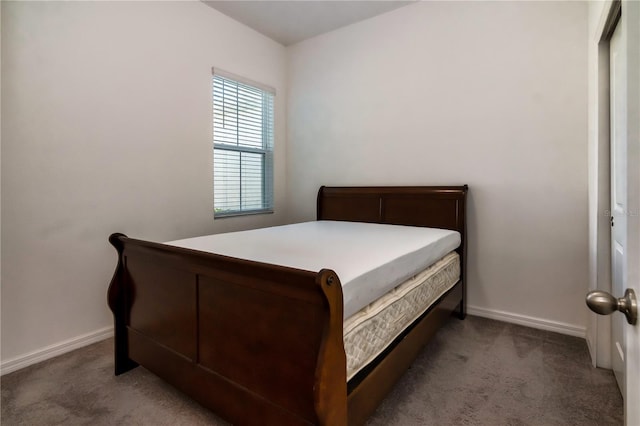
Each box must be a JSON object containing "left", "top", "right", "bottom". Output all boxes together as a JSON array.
[
  {"left": 108, "top": 233, "right": 139, "bottom": 375},
  {"left": 456, "top": 282, "right": 466, "bottom": 320},
  {"left": 113, "top": 324, "right": 138, "bottom": 375},
  {"left": 456, "top": 301, "right": 466, "bottom": 320},
  {"left": 456, "top": 277, "right": 467, "bottom": 320}
]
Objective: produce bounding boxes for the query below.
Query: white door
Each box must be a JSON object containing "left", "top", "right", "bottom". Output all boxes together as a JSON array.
[
  {"left": 589, "top": 2, "right": 640, "bottom": 424},
  {"left": 621, "top": 1, "right": 640, "bottom": 424},
  {"left": 609, "top": 8, "right": 626, "bottom": 396},
  {"left": 611, "top": 3, "right": 640, "bottom": 424}
]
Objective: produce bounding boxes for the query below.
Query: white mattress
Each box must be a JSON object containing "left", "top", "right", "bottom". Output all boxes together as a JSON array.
[
  {"left": 166, "top": 220, "right": 460, "bottom": 319},
  {"left": 344, "top": 252, "right": 460, "bottom": 380}
]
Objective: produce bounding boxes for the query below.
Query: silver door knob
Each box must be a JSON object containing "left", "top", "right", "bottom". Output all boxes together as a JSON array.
[{"left": 586, "top": 289, "right": 637, "bottom": 325}]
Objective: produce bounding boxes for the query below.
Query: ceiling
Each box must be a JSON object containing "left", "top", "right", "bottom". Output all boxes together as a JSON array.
[{"left": 203, "top": 1, "right": 415, "bottom": 46}]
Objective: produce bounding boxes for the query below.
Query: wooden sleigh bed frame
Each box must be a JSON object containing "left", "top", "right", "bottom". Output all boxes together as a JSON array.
[{"left": 107, "top": 185, "right": 468, "bottom": 425}]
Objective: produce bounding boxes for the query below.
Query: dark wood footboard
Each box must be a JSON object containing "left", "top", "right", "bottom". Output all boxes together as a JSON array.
[
  {"left": 108, "top": 235, "right": 347, "bottom": 425},
  {"left": 107, "top": 185, "right": 468, "bottom": 425}
]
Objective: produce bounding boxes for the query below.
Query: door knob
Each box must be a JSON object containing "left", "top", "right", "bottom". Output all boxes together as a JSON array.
[{"left": 586, "top": 289, "right": 637, "bottom": 325}]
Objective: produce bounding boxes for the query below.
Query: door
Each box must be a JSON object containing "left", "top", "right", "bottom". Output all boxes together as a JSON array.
[
  {"left": 610, "top": 3, "right": 640, "bottom": 424},
  {"left": 609, "top": 7, "right": 626, "bottom": 396},
  {"left": 621, "top": 1, "right": 640, "bottom": 423},
  {"left": 588, "top": 1, "right": 640, "bottom": 424}
]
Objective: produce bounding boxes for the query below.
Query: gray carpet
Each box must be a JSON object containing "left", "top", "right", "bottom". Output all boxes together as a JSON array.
[{"left": 1, "top": 316, "right": 623, "bottom": 425}]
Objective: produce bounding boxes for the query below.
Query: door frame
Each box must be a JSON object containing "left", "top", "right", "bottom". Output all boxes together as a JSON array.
[{"left": 587, "top": 0, "right": 620, "bottom": 370}]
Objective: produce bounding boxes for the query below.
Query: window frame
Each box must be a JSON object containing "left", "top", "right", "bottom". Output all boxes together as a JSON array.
[{"left": 212, "top": 68, "right": 275, "bottom": 218}]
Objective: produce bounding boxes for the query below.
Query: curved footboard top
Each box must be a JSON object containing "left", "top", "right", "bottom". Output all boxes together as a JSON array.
[{"left": 107, "top": 233, "right": 347, "bottom": 426}]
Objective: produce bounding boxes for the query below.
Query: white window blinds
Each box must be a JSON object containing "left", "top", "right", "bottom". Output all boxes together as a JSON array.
[{"left": 213, "top": 70, "right": 274, "bottom": 217}]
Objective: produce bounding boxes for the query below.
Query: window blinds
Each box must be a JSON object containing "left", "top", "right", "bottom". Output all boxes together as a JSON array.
[{"left": 213, "top": 71, "right": 274, "bottom": 216}]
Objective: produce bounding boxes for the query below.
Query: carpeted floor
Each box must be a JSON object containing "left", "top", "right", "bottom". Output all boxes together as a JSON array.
[{"left": 1, "top": 316, "right": 623, "bottom": 425}]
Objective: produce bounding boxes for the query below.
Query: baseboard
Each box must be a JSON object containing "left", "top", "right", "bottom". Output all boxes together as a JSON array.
[
  {"left": 0, "top": 309, "right": 586, "bottom": 375},
  {"left": 1, "top": 326, "right": 114, "bottom": 376},
  {"left": 466, "top": 305, "right": 586, "bottom": 338}
]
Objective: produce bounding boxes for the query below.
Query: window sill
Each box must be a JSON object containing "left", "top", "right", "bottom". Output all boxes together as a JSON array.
[{"left": 214, "top": 209, "right": 274, "bottom": 219}]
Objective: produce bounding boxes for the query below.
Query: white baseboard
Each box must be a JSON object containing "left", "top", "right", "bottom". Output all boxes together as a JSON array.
[
  {"left": 466, "top": 305, "right": 586, "bottom": 338},
  {"left": 0, "top": 308, "right": 586, "bottom": 375},
  {"left": 1, "top": 326, "right": 113, "bottom": 376}
]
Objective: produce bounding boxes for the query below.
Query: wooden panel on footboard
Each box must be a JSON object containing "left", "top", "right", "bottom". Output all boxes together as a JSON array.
[{"left": 107, "top": 234, "right": 348, "bottom": 425}]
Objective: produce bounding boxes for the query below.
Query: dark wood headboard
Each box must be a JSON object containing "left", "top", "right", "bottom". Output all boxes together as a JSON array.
[
  {"left": 316, "top": 185, "right": 468, "bottom": 236},
  {"left": 317, "top": 185, "right": 469, "bottom": 321}
]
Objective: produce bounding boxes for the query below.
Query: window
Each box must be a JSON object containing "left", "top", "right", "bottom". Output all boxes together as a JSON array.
[{"left": 212, "top": 69, "right": 274, "bottom": 217}]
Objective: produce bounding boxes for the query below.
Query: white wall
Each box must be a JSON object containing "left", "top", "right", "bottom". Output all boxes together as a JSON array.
[
  {"left": 1, "top": 0, "right": 593, "bottom": 373},
  {"left": 287, "top": 1, "right": 589, "bottom": 332},
  {"left": 1, "top": 1, "right": 287, "bottom": 370}
]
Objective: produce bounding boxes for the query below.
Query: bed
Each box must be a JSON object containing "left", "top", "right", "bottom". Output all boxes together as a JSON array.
[{"left": 107, "top": 185, "right": 468, "bottom": 425}]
